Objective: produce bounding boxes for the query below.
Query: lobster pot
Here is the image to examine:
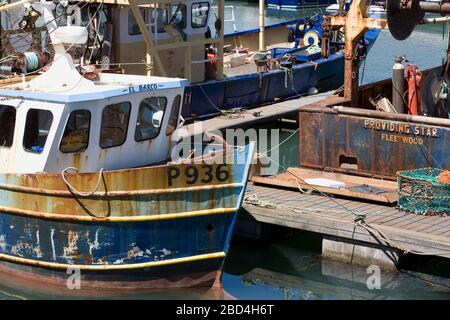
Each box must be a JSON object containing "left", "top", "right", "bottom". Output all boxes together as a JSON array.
[{"left": 397, "top": 168, "right": 450, "bottom": 216}]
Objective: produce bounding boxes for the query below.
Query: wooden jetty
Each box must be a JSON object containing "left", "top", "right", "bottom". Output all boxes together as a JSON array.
[{"left": 241, "top": 182, "right": 450, "bottom": 268}]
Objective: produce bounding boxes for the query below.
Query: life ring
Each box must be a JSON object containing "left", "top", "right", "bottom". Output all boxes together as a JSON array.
[{"left": 303, "top": 30, "right": 320, "bottom": 46}]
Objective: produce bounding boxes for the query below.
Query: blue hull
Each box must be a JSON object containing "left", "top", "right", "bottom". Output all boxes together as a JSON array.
[
  {"left": 182, "top": 29, "right": 381, "bottom": 120},
  {"left": 0, "top": 144, "right": 255, "bottom": 295},
  {"left": 0, "top": 214, "right": 234, "bottom": 295},
  {"left": 266, "top": 0, "right": 335, "bottom": 8}
]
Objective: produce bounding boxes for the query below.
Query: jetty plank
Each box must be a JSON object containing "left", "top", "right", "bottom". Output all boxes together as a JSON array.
[{"left": 243, "top": 183, "right": 450, "bottom": 258}]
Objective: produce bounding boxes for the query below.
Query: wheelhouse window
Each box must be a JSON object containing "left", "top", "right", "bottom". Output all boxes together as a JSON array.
[
  {"left": 135, "top": 97, "right": 167, "bottom": 141},
  {"left": 128, "top": 8, "right": 146, "bottom": 35},
  {"left": 23, "top": 109, "right": 53, "bottom": 153},
  {"left": 169, "top": 5, "right": 187, "bottom": 30},
  {"left": 150, "top": 8, "right": 168, "bottom": 33},
  {"left": 191, "top": 2, "right": 209, "bottom": 28},
  {"left": 100, "top": 102, "right": 131, "bottom": 148},
  {"left": 60, "top": 110, "right": 91, "bottom": 153},
  {"left": 166, "top": 95, "right": 181, "bottom": 136},
  {"left": 0, "top": 105, "right": 16, "bottom": 148}
]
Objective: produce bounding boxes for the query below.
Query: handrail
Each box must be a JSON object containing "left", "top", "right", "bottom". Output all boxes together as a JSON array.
[{"left": 212, "top": 5, "right": 237, "bottom": 33}]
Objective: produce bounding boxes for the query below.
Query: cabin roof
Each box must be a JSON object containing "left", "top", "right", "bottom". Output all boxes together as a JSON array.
[{"left": 0, "top": 73, "right": 188, "bottom": 104}]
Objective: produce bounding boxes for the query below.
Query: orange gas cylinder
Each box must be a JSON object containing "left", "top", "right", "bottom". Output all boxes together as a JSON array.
[
  {"left": 207, "top": 53, "right": 217, "bottom": 66},
  {"left": 206, "top": 53, "right": 217, "bottom": 79},
  {"left": 405, "top": 64, "right": 422, "bottom": 115}
]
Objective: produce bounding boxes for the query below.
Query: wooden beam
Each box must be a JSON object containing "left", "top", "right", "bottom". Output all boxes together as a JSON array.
[
  {"left": 216, "top": 0, "right": 225, "bottom": 80},
  {"left": 128, "top": 0, "right": 166, "bottom": 76},
  {"left": 258, "top": 0, "right": 265, "bottom": 51},
  {"left": 154, "top": 37, "right": 222, "bottom": 51}
]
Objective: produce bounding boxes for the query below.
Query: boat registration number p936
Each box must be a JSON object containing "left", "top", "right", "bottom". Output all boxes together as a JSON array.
[{"left": 167, "top": 164, "right": 230, "bottom": 186}]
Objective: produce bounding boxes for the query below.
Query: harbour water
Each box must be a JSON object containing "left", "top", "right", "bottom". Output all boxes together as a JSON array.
[{"left": 0, "top": 2, "right": 449, "bottom": 300}]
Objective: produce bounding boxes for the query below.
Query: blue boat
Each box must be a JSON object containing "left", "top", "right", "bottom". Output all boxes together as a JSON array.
[
  {"left": 183, "top": 15, "right": 380, "bottom": 120},
  {"left": 0, "top": 143, "right": 254, "bottom": 295},
  {"left": 267, "top": 0, "right": 336, "bottom": 10}
]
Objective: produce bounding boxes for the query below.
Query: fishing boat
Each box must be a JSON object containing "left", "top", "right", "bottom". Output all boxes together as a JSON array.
[
  {"left": 325, "top": 0, "right": 443, "bottom": 17},
  {"left": 326, "top": 0, "right": 385, "bottom": 16},
  {"left": 254, "top": 0, "right": 450, "bottom": 214},
  {"left": 0, "top": 0, "right": 380, "bottom": 121},
  {"left": 267, "top": 0, "right": 335, "bottom": 10},
  {"left": 299, "top": 0, "right": 450, "bottom": 178},
  {"left": 0, "top": 2, "right": 255, "bottom": 296}
]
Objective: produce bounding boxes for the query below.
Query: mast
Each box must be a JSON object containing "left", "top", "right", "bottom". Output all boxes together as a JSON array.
[{"left": 258, "top": 0, "right": 265, "bottom": 52}]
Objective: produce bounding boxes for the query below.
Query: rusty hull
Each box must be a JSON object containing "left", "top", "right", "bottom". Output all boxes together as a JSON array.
[{"left": 299, "top": 69, "right": 450, "bottom": 180}]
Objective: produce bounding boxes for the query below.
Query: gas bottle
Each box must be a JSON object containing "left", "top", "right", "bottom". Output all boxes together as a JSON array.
[
  {"left": 405, "top": 64, "right": 422, "bottom": 115},
  {"left": 392, "top": 56, "right": 406, "bottom": 113}
]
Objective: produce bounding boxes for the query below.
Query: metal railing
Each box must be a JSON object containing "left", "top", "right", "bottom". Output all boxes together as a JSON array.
[{"left": 212, "top": 5, "right": 236, "bottom": 33}]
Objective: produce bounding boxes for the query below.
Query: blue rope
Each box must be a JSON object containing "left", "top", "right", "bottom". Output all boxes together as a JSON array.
[{"left": 24, "top": 52, "right": 39, "bottom": 72}]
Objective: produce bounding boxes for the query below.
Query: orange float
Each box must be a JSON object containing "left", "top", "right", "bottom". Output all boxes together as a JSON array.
[{"left": 437, "top": 170, "right": 450, "bottom": 184}]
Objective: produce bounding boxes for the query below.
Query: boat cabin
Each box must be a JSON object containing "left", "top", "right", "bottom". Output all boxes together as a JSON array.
[
  {"left": 0, "top": 70, "right": 187, "bottom": 174},
  {"left": 114, "top": 0, "right": 214, "bottom": 82}
]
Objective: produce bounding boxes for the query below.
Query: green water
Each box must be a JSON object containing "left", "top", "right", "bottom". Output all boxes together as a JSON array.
[{"left": 1, "top": 2, "right": 450, "bottom": 300}]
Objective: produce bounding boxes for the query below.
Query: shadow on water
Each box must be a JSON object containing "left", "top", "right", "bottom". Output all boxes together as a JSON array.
[{"left": 223, "top": 231, "right": 450, "bottom": 300}]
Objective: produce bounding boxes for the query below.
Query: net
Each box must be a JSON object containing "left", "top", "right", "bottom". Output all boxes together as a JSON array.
[{"left": 397, "top": 168, "right": 450, "bottom": 216}]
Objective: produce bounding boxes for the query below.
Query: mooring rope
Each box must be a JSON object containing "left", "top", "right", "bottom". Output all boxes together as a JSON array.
[{"left": 62, "top": 167, "right": 106, "bottom": 197}]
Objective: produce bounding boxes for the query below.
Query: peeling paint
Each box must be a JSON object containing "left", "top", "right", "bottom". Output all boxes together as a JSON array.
[
  {"left": 0, "top": 234, "right": 6, "bottom": 252},
  {"left": 127, "top": 246, "right": 144, "bottom": 259},
  {"left": 50, "top": 228, "right": 56, "bottom": 261},
  {"left": 32, "top": 230, "right": 43, "bottom": 258},
  {"left": 160, "top": 248, "right": 172, "bottom": 257},
  {"left": 63, "top": 231, "right": 80, "bottom": 259},
  {"left": 87, "top": 229, "right": 100, "bottom": 256}
]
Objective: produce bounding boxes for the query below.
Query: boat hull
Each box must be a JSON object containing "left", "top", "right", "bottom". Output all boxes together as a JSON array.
[
  {"left": 0, "top": 257, "right": 222, "bottom": 297},
  {"left": 0, "top": 144, "right": 255, "bottom": 295},
  {"left": 183, "top": 29, "right": 380, "bottom": 120}
]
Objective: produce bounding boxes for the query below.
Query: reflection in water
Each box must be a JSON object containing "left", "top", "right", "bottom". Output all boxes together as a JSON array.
[
  {"left": 0, "top": 282, "right": 235, "bottom": 300},
  {"left": 223, "top": 233, "right": 450, "bottom": 300}
]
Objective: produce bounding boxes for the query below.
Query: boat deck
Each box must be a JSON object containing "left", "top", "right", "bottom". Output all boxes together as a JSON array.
[
  {"left": 224, "top": 62, "right": 257, "bottom": 77},
  {"left": 243, "top": 182, "right": 450, "bottom": 259},
  {"left": 223, "top": 42, "right": 293, "bottom": 77}
]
